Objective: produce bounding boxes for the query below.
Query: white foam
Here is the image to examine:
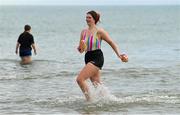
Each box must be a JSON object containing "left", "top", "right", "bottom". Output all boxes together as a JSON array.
[
  {"left": 88, "top": 83, "right": 118, "bottom": 103},
  {"left": 86, "top": 83, "right": 180, "bottom": 104},
  {"left": 0, "top": 75, "right": 17, "bottom": 80}
]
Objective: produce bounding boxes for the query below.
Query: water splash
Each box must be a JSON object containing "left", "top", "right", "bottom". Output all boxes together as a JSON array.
[
  {"left": 86, "top": 83, "right": 180, "bottom": 105},
  {"left": 88, "top": 83, "right": 118, "bottom": 103}
]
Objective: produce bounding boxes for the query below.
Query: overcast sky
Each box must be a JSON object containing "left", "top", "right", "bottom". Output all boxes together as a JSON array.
[{"left": 0, "top": 0, "right": 179, "bottom": 5}]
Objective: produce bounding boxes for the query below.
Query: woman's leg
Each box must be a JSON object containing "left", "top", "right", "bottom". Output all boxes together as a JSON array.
[
  {"left": 90, "top": 70, "right": 101, "bottom": 87},
  {"left": 21, "top": 56, "right": 32, "bottom": 64},
  {"left": 26, "top": 56, "right": 32, "bottom": 63},
  {"left": 76, "top": 62, "right": 99, "bottom": 101}
]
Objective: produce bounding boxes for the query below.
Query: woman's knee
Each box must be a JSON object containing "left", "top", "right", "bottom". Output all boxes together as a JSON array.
[{"left": 76, "top": 76, "right": 84, "bottom": 84}]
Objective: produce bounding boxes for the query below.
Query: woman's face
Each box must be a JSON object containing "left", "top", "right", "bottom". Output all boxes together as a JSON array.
[{"left": 86, "top": 14, "right": 95, "bottom": 26}]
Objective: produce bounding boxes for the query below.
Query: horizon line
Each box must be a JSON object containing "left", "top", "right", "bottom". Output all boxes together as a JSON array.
[{"left": 0, "top": 4, "right": 180, "bottom": 6}]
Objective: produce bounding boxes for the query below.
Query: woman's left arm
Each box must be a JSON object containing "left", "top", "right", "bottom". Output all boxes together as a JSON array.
[
  {"left": 15, "top": 42, "right": 20, "bottom": 54},
  {"left": 99, "top": 28, "right": 123, "bottom": 60}
]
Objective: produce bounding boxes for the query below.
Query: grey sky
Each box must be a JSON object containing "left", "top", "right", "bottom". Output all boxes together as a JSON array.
[{"left": 0, "top": 0, "right": 179, "bottom": 5}]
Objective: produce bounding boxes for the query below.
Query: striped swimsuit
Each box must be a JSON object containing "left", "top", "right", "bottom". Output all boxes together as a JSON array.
[
  {"left": 82, "top": 30, "right": 101, "bottom": 51},
  {"left": 83, "top": 29, "right": 104, "bottom": 69}
]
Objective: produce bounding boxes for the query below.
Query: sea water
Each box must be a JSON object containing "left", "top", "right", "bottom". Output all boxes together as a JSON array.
[{"left": 0, "top": 5, "right": 180, "bottom": 114}]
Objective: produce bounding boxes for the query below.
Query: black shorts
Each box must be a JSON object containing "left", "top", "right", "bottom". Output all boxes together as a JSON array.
[
  {"left": 19, "top": 49, "right": 32, "bottom": 57},
  {"left": 85, "top": 49, "right": 104, "bottom": 69}
]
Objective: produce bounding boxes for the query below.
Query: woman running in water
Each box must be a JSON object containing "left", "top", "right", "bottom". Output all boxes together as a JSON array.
[{"left": 76, "top": 10, "right": 128, "bottom": 101}]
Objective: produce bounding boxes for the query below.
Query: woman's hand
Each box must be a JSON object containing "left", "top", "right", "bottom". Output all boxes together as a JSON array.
[
  {"left": 34, "top": 50, "right": 37, "bottom": 55},
  {"left": 77, "top": 40, "right": 87, "bottom": 53},
  {"left": 77, "top": 46, "right": 83, "bottom": 53},
  {"left": 119, "top": 54, "right": 128, "bottom": 62},
  {"left": 15, "top": 50, "right": 18, "bottom": 54}
]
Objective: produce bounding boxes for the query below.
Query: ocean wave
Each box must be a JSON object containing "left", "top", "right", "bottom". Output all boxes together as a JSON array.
[
  {"left": 32, "top": 85, "right": 180, "bottom": 108},
  {"left": 102, "top": 65, "right": 180, "bottom": 78},
  {"left": 31, "top": 93, "right": 180, "bottom": 114}
]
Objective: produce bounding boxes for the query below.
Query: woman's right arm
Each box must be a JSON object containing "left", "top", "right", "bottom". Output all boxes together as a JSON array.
[
  {"left": 32, "top": 44, "right": 37, "bottom": 55},
  {"left": 77, "top": 30, "right": 85, "bottom": 53}
]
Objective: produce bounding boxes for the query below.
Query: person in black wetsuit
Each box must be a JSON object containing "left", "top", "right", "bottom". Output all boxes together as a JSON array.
[{"left": 15, "top": 25, "right": 37, "bottom": 64}]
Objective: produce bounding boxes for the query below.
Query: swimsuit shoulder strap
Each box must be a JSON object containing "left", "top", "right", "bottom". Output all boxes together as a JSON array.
[{"left": 82, "top": 29, "right": 88, "bottom": 41}]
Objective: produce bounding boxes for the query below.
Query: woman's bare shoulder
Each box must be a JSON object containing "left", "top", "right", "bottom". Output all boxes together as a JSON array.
[
  {"left": 97, "top": 28, "right": 107, "bottom": 35},
  {"left": 81, "top": 28, "right": 88, "bottom": 33}
]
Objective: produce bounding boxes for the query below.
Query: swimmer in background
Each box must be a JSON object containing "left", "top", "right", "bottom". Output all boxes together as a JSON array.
[{"left": 15, "top": 25, "right": 37, "bottom": 64}]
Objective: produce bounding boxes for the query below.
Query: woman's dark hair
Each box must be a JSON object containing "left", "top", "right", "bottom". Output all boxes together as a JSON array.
[
  {"left": 87, "top": 10, "right": 100, "bottom": 24},
  {"left": 24, "top": 25, "right": 31, "bottom": 31}
]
